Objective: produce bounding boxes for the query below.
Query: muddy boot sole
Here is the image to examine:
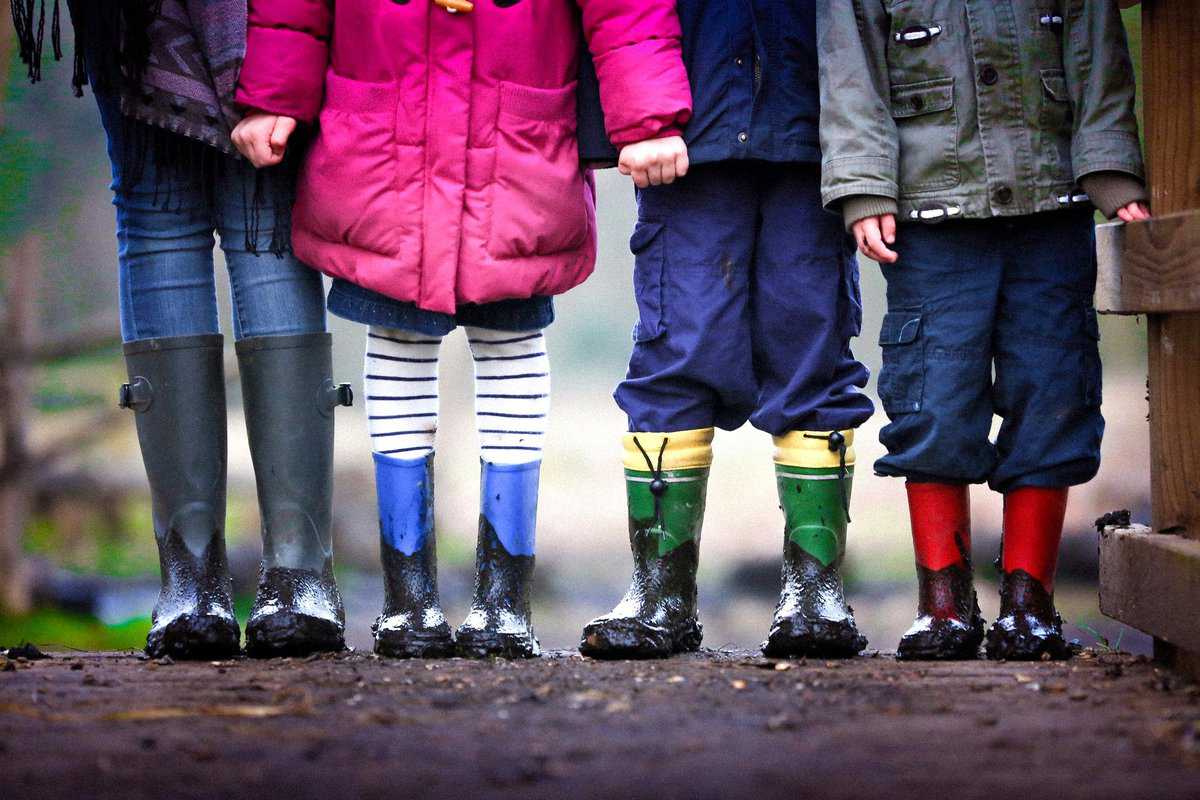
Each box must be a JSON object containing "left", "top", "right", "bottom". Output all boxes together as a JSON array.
[
  {"left": 762, "top": 617, "right": 866, "bottom": 659},
  {"left": 579, "top": 617, "right": 702, "bottom": 660},
  {"left": 374, "top": 624, "right": 456, "bottom": 659},
  {"left": 984, "top": 625, "right": 1074, "bottom": 661},
  {"left": 245, "top": 612, "right": 345, "bottom": 659},
  {"left": 454, "top": 628, "right": 540, "bottom": 659},
  {"left": 146, "top": 614, "right": 241, "bottom": 660},
  {"left": 896, "top": 617, "right": 985, "bottom": 661}
]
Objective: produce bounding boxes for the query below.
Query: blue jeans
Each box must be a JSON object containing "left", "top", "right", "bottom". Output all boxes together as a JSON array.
[
  {"left": 615, "top": 161, "right": 874, "bottom": 436},
  {"left": 875, "top": 209, "right": 1103, "bottom": 492},
  {"left": 94, "top": 92, "right": 326, "bottom": 343}
]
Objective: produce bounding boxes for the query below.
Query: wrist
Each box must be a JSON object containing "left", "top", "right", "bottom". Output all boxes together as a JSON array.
[{"left": 842, "top": 196, "right": 899, "bottom": 232}]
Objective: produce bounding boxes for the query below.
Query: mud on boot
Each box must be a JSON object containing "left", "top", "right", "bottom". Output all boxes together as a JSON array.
[
  {"left": 122, "top": 335, "right": 241, "bottom": 660},
  {"left": 762, "top": 431, "right": 866, "bottom": 659},
  {"left": 372, "top": 453, "right": 455, "bottom": 659},
  {"left": 580, "top": 430, "right": 710, "bottom": 660},
  {"left": 456, "top": 461, "right": 541, "bottom": 659},
  {"left": 985, "top": 569, "right": 1074, "bottom": 661},
  {"left": 238, "top": 334, "right": 351, "bottom": 658},
  {"left": 896, "top": 564, "right": 985, "bottom": 660}
]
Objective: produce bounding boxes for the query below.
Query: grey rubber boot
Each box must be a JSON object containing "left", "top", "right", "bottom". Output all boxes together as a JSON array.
[
  {"left": 121, "top": 335, "right": 240, "bottom": 660},
  {"left": 237, "top": 333, "right": 353, "bottom": 658}
]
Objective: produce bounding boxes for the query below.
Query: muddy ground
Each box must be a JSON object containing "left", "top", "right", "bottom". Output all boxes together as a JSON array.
[{"left": 1, "top": 648, "right": 1197, "bottom": 800}]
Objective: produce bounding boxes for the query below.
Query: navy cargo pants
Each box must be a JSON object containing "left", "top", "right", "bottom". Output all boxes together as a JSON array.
[
  {"left": 615, "top": 161, "right": 874, "bottom": 436},
  {"left": 875, "top": 209, "right": 1104, "bottom": 492}
]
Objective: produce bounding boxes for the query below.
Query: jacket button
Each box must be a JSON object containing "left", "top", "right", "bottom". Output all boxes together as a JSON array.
[
  {"left": 993, "top": 185, "right": 1013, "bottom": 205},
  {"left": 737, "top": 132, "right": 749, "bottom": 143},
  {"left": 735, "top": 56, "right": 744, "bottom": 66},
  {"left": 979, "top": 64, "right": 999, "bottom": 86}
]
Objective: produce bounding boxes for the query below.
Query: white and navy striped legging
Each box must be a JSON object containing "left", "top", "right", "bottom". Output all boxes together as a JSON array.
[{"left": 364, "top": 326, "right": 550, "bottom": 465}]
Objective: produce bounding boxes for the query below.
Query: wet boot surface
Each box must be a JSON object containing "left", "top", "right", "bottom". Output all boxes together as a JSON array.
[
  {"left": 897, "top": 564, "right": 986, "bottom": 661},
  {"left": 374, "top": 544, "right": 455, "bottom": 659},
  {"left": 762, "top": 543, "right": 866, "bottom": 659},
  {"left": 455, "top": 518, "right": 540, "bottom": 659},
  {"left": 5, "top": 649, "right": 1197, "bottom": 800},
  {"left": 123, "top": 336, "right": 240, "bottom": 661},
  {"left": 986, "top": 569, "right": 1074, "bottom": 661},
  {"left": 238, "top": 334, "right": 349, "bottom": 659}
]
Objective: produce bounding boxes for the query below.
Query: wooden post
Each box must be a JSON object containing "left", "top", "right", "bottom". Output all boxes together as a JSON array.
[{"left": 1098, "top": 0, "right": 1200, "bottom": 678}]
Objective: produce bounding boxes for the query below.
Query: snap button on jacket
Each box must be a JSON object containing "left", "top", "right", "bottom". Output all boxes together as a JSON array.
[{"left": 236, "top": 0, "right": 693, "bottom": 314}]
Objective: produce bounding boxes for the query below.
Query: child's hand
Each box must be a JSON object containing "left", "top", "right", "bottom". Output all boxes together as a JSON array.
[
  {"left": 1115, "top": 201, "right": 1151, "bottom": 223},
  {"left": 231, "top": 112, "right": 298, "bottom": 168},
  {"left": 618, "top": 136, "right": 689, "bottom": 188},
  {"left": 852, "top": 214, "right": 899, "bottom": 264}
]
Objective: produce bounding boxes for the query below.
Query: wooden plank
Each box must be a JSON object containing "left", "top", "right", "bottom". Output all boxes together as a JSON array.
[
  {"left": 1099, "top": 525, "right": 1200, "bottom": 652},
  {"left": 1095, "top": 211, "right": 1200, "bottom": 314},
  {"left": 1143, "top": 0, "right": 1200, "bottom": 542}
]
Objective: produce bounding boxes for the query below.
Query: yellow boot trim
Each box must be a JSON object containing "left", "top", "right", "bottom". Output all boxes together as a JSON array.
[
  {"left": 773, "top": 430, "right": 857, "bottom": 469},
  {"left": 623, "top": 429, "right": 715, "bottom": 472}
]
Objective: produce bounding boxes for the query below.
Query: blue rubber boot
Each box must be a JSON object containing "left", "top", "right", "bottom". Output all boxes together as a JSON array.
[
  {"left": 456, "top": 460, "right": 541, "bottom": 658},
  {"left": 372, "top": 452, "right": 455, "bottom": 658}
]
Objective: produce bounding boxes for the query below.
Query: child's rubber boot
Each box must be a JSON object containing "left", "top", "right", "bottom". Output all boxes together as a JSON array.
[
  {"left": 986, "top": 487, "right": 1073, "bottom": 661},
  {"left": 456, "top": 460, "right": 542, "bottom": 658},
  {"left": 763, "top": 431, "right": 867, "bottom": 659},
  {"left": 579, "top": 429, "right": 712, "bottom": 659},
  {"left": 121, "top": 335, "right": 240, "bottom": 660},
  {"left": 372, "top": 452, "right": 455, "bottom": 658},
  {"left": 238, "top": 334, "right": 353, "bottom": 658},
  {"left": 897, "top": 482, "right": 985, "bottom": 660}
]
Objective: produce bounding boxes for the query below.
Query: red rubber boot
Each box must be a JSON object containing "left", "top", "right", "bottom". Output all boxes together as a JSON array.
[
  {"left": 896, "top": 482, "right": 985, "bottom": 660},
  {"left": 986, "top": 487, "right": 1074, "bottom": 660}
]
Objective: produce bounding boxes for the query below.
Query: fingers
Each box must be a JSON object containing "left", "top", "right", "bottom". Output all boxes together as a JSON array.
[
  {"left": 646, "top": 162, "right": 664, "bottom": 186},
  {"left": 674, "top": 145, "right": 689, "bottom": 179},
  {"left": 270, "top": 116, "right": 297, "bottom": 155},
  {"left": 660, "top": 158, "right": 677, "bottom": 185},
  {"left": 630, "top": 166, "right": 650, "bottom": 189},
  {"left": 854, "top": 217, "right": 899, "bottom": 264},
  {"left": 1116, "top": 206, "right": 1134, "bottom": 223},
  {"left": 881, "top": 213, "right": 896, "bottom": 245}
]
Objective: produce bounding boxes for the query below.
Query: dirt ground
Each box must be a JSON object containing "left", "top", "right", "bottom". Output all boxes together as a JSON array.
[{"left": 1, "top": 648, "right": 1197, "bottom": 800}]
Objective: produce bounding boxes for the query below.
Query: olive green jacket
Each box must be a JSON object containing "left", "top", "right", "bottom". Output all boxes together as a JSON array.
[{"left": 818, "top": 0, "right": 1145, "bottom": 224}]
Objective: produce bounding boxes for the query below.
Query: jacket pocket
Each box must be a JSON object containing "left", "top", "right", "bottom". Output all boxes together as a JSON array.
[
  {"left": 297, "top": 72, "right": 420, "bottom": 262},
  {"left": 1038, "top": 69, "right": 1075, "bottom": 182},
  {"left": 630, "top": 221, "right": 666, "bottom": 343},
  {"left": 891, "top": 77, "right": 960, "bottom": 194},
  {"left": 489, "top": 81, "right": 589, "bottom": 260},
  {"left": 878, "top": 310, "right": 925, "bottom": 415}
]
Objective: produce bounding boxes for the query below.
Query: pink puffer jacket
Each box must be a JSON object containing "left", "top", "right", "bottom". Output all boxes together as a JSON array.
[{"left": 236, "top": 0, "right": 692, "bottom": 314}]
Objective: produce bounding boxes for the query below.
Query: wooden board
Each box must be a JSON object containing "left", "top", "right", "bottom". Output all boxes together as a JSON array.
[
  {"left": 1095, "top": 210, "right": 1200, "bottom": 314},
  {"left": 1099, "top": 525, "right": 1200, "bottom": 651}
]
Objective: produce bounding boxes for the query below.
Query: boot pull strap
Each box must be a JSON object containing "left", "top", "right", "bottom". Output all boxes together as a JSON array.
[
  {"left": 632, "top": 435, "right": 670, "bottom": 533},
  {"left": 118, "top": 377, "right": 153, "bottom": 412},
  {"left": 803, "top": 431, "right": 852, "bottom": 523},
  {"left": 319, "top": 380, "right": 354, "bottom": 416}
]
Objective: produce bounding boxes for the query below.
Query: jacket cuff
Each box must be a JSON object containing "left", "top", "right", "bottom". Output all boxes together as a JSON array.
[
  {"left": 235, "top": 27, "right": 328, "bottom": 124},
  {"left": 1079, "top": 172, "right": 1148, "bottom": 219},
  {"left": 1071, "top": 131, "right": 1145, "bottom": 184},
  {"left": 593, "top": 39, "right": 693, "bottom": 147},
  {"left": 841, "top": 196, "right": 900, "bottom": 232},
  {"left": 820, "top": 156, "right": 899, "bottom": 212}
]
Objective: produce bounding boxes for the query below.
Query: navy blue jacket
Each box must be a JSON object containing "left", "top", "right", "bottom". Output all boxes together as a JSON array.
[{"left": 578, "top": 0, "right": 821, "bottom": 166}]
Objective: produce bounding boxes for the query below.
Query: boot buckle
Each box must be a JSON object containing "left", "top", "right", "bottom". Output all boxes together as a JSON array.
[
  {"left": 319, "top": 380, "right": 354, "bottom": 415},
  {"left": 118, "top": 377, "right": 153, "bottom": 412}
]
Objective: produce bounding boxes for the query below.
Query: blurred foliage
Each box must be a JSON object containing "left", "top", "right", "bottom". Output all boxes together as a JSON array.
[{"left": 0, "top": 609, "right": 149, "bottom": 651}]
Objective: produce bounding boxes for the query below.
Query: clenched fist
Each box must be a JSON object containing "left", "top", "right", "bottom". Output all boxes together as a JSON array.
[
  {"left": 231, "top": 112, "right": 298, "bottom": 168},
  {"left": 618, "top": 135, "right": 689, "bottom": 189}
]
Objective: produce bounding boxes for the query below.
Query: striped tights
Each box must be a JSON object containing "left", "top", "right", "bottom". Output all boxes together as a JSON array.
[{"left": 364, "top": 326, "right": 550, "bottom": 465}]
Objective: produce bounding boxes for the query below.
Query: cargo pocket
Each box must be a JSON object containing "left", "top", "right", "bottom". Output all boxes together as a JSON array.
[
  {"left": 891, "top": 77, "right": 959, "bottom": 194},
  {"left": 630, "top": 221, "right": 666, "bottom": 343},
  {"left": 878, "top": 310, "right": 925, "bottom": 415},
  {"left": 1083, "top": 308, "right": 1102, "bottom": 407},
  {"left": 1038, "top": 69, "right": 1075, "bottom": 182},
  {"left": 489, "top": 81, "right": 590, "bottom": 260},
  {"left": 840, "top": 249, "right": 864, "bottom": 338}
]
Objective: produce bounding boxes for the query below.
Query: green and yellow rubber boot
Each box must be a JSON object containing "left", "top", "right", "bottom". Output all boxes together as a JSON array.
[
  {"left": 762, "top": 430, "right": 867, "bottom": 659},
  {"left": 579, "top": 429, "right": 712, "bottom": 659}
]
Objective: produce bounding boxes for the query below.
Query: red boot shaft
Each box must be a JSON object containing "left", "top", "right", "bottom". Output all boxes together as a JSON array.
[
  {"left": 906, "top": 482, "right": 971, "bottom": 572},
  {"left": 1001, "top": 487, "right": 1069, "bottom": 591}
]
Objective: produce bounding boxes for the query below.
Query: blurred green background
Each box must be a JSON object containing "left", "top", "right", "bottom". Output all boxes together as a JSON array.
[{"left": 0, "top": 12, "right": 1150, "bottom": 655}]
